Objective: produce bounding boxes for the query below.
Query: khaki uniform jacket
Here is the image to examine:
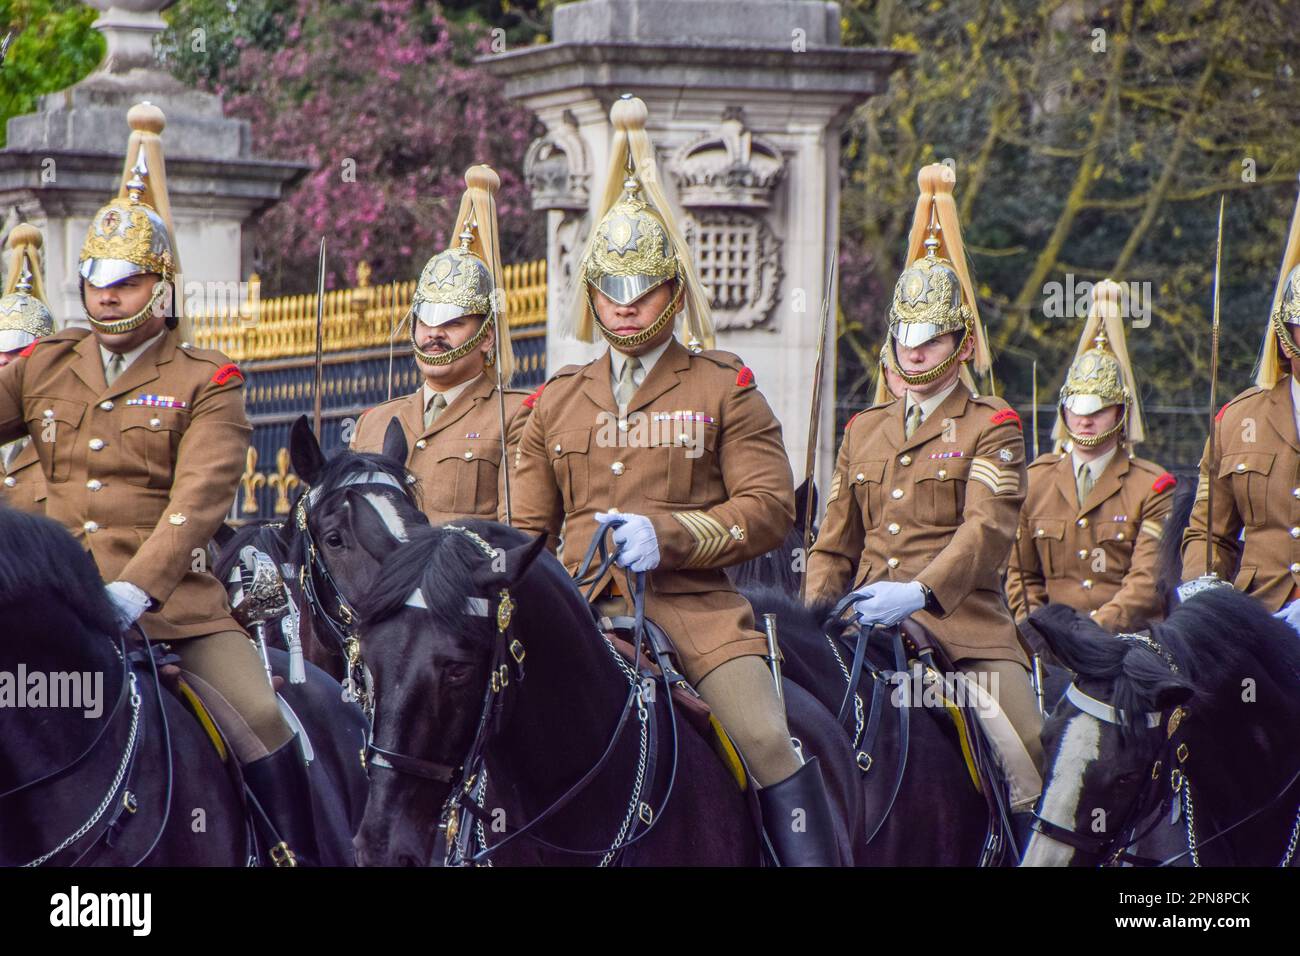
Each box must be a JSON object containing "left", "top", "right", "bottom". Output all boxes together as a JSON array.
[
  {"left": 1006, "top": 449, "right": 1175, "bottom": 632},
  {"left": 1, "top": 436, "right": 46, "bottom": 513},
  {"left": 1182, "top": 379, "right": 1300, "bottom": 610},
  {"left": 350, "top": 374, "right": 531, "bottom": 525},
  {"left": 807, "top": 385, "right": 1028, "bottom": 665},
  {"left": 0, "top": 327, "right": 251, "bottom": 641},
  {"left": 511, "top": 337, "right": 795, "bottom": 682}
]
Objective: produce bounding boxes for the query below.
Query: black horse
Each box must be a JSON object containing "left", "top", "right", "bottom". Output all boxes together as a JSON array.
[
  {"left": 0, "top": 508, "right": 369, "bottom": 866},
  {"left": 285, "top": 417, "right": 865, "bottom": 865},
  {"left": 1021, "top": 587, "right": 1300, "bottom": 866}
]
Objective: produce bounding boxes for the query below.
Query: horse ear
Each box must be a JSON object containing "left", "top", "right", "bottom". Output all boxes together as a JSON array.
[
  {"left": 290, "top": 415, "right": 326, "bottom": 486},
  {"left": 471, "top": 532, "right": 549, "bottom": 589},
  {"left": 1152, "top": 679, "right": 1194, "bottom": 712},
  {"left": 793, "top": 478, "right": 817, "bottom": 538},
  {"left": 381, "top": 417, "right": 408, "bottom": 465}
]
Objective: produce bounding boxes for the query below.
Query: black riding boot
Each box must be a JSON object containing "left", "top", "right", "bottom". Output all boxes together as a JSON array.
[
  {"left": 243, "top": 737, "right": 318, "bottom": 867},
  {"left": 757, "top": 757, "right": 842, "bottom": 867}
]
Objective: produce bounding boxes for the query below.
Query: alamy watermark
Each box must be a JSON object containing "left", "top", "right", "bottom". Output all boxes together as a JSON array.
[
  {"left": 594, "top": 411, "right": 708, "bottom": 459},
  {"left": 0, "top": 665, "right": 103, "bottom": 718}
]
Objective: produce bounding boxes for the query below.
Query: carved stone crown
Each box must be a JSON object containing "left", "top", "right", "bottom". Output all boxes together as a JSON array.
[{"left": 671, "top": 115, "right": 785, "bottom": 210}]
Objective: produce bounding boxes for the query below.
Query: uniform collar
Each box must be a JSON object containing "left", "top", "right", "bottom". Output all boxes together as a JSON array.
[
  {"left": 423, "top": 373, "right": 482, "bottom": 414},
  {"left": 1071, "top": 444, "right": 1117, "bottom": 482},
  {"left": 904, "top": 375, "right": 962, "bottom": 425},
  {"left": 609, "top": 336, "right": 673, "bottom": 383},
  {"left": 100, "top": 329, "right": 166, "bottom": 377},
  {"left": 1291, "top": 374, "right": 1300, "bottom": 442}
]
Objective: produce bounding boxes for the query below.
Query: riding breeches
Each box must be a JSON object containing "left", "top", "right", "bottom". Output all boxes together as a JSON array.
[
  {"left": 956, "top": 658, "right": 1044, "bottom": 810},
  {"left": 169, "top": 630, "right": 293, "bottom": 755}
]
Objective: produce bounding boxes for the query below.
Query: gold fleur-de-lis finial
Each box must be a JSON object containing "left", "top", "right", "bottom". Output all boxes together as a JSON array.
[
  {"left": 268, "top": 447, "right": 301, "bottom": 515},
  {"left": 240, "top": 446, "right": 267, "bottom": 514}
]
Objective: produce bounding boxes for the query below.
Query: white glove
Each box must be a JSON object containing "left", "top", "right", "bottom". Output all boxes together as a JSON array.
[
  {"left": 105, "top": 580, "right": 151, "bottom": 628},
  {"left": 594, "top": 511, "right": 661, "bottom": 573},
  {"left": 1274, "top": 600, "right": 1300, "bottom": 636},
  {"left": 849, "top": 580, "right": 927, "bottom": 627}
]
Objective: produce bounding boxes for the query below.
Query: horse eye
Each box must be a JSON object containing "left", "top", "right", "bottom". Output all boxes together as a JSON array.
[
  {"left": 443, "top": 662, "right": 474, "bottom": 685},
  {"left": 324, "top": 531, "right": 344, "bottom": 548}
]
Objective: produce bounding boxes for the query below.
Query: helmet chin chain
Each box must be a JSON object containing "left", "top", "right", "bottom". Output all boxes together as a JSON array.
[
  {"left": 410, "top": 313, "right": 494, "bottom": 367},
  {"left": 589, "top": 279, "right": 683, "bottom": 351},
  {"left": 1271, "top": 310, "right": 1300, "bottom": 362},
  {"left": 885, "top": 326, "right": 970, "bottom": 387},
  {"left": 84, "top": 281, "right": 169, "bottom": 335},
  {"left": 1065, "top": 404, "right": 1127, "bottom": 449}
]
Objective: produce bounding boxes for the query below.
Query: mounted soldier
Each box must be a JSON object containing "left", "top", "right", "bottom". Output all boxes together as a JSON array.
[
  {"left": 510, "top": 94, "right": 840, "bottom": 866},
  {"left": 1007, "top": 279, "right": 1175, "bottom": 631},
  {"left": 350, "top": 165, "right": 531, "bottom": 523},
  {"left": 0, "top": 103, "right": 317, "bottom": 865},
  {"left": 0, "top": 224, "right": 53, "bottom": 513},
  {"left": 1184, "top": 185, "right": 1300, "bottom": 634},
  {"left": 805, "top": 163, "right": 1043, "bottom": 823}
]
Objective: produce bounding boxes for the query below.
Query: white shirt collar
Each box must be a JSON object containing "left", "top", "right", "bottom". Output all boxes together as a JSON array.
[
  {"left": 100, "top": 329, "right": 166, "bottom": 377},
  {"left": 423, "top": 373, "right": 482, "bottom": 412},
  {"left": 610, "top": 336, "right": 673, "bottom": 383},
  {"left": 1071, "top": 444, "right": 1117, "bottom": 482},
  {"left": 904, "top": 375, "right": 962, "bottom": 424}
]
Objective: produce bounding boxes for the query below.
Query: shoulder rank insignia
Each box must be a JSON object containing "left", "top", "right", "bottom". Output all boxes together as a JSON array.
[
  {"left": 736, "top": 366, "right": 755, "bottom": 388},
  {"left": 969, "top": 457, "right": 1019, "bottom": 496},
  {"left": 211, "top": 363, "right": 243, "bottom": 386},
  {"left": 1152, "top": 472, "right": 1176, "bottom": 494},
  {"left": 998, "top": 448, "right": 1013, "bottom": 462},
  {"left": 990, "top": 408, "right": 1022, "bottom": 430},
  {"left": 523, "top": 383, "right": 545, "bottom": 410}
]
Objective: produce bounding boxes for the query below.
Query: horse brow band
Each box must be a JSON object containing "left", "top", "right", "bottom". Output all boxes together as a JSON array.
[
  {"left": 404, "top": 589, "right": 490, "bottom": 617},
  {"left": 306, "top": 471, "right": 405, "bottom": 505}
]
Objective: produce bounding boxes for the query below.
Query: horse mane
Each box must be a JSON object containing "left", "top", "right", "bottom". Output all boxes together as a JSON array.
[{"left": 0, "top": 509, "right": 120, "bottom": 640}]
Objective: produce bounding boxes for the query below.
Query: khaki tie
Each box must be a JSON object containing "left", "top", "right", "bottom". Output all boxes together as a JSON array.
[
  {"left": 904, "top": 402, "right": 923, "bottom": 439},
  {"left": 615, "top": 356, "right": 642, "bottom": 408},
  {"left": 424, "top": 391, "right": 447, "bottom": 430},
  {"left": 105, "top": 352, "right": 126, "bottom": 387},
  {"left": 1076, "top": 461, "right": 1094, "bottom": 506}
]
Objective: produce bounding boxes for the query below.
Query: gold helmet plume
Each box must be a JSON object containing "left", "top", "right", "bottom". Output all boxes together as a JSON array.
[
  {"left": 1052, "top": 278, "right": 1145, "bottom": 450},
  {"left": 408, "top": 164, "right": 514, "bottom": 383},
  {"left": 571, "top": 94, "right": 713, "bottom": 351},
  {"left": 78, "top": 102, "right": 180, "bottom": 335},
  {"left": 0, "top": 223, "right": 54, "bottom": 352},
  {"left": 1258, "top": 179, "right": 1300, "bottom": 388},
  {"left": 885, "top": 164, "right": 990, "bottom": 391}
]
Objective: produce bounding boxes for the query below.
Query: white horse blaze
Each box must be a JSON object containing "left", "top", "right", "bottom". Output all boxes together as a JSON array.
[
  {"left": 362, "top": 492, "right": 411, "bottom": 543},
  {"left": 1021, "top": 713, "right": 1102, "bottom": 867}
]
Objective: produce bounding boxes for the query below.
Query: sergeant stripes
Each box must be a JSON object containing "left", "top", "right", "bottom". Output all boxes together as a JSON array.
[
  {"left": 672, "top": 510, "right": 732, "bottom": 568},
  {"left": 969, "top": 457, "right": 1019, "bottom": 496}
]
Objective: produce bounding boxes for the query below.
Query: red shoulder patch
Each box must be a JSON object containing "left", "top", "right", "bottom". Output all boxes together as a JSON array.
[
  {"left": 211, "top": 363, "right": 244, "bottom": 386},
  {"left": 846, "top": 411, "right": 860, "bottom": 432},
  {"left": 1152, "top": 472, "right": 1177, "bottom": 494},
  {"left": 991, "top": 408, "right": 1023, "bottom": 430},
  {"left": 736, "top": 366, "right": 755, "bottom": 388},
  {"left": 1215, "top": 401, "right": 1231, "bottom": 422},
  {"left": 522, "top": 383, "right": 545, "bottom": 410},
  {"left": 18, "top": 339, "right": 39, "bottom": 358}
]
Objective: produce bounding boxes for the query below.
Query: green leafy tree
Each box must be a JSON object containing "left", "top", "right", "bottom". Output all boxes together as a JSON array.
[{"left": 0, "top": 0, "right": 103, "bottom": 147}]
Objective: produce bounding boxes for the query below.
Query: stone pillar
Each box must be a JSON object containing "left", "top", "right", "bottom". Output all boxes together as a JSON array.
[
  {"left": 484, "top": 0, "right": 907, "bottom": 496},
  {"left": 0, "top": 1, "right": 306, "bottom": 327}
]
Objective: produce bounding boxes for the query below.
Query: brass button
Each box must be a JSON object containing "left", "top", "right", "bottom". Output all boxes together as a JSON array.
[
  {"left": 1290, "top": 563, "right": 1300, "bottom": 574},
  {"left": 937, "top": 468, "right": 947, "bottom": 480},
  {"left": 887, "top": 557, "right": 900, "bottom": 569},
  {"left": 1035, "top": 528, "right": 1045, "bottom": 537},
  {"left": 618, "top": 419, "right": 628, "bottom": 432},
  {"left": 1293, "top": 487, "right": 1300, "bottom": 499},
  {"left": 42, "top": 408, "right": 53, "bottom": 419},
  {"left": 1077, "top": 517, "right": 1088, "bottom": 528},
  {"left": 86, "top": 479, "right": 103, "bottom": 491},
  {"left": 891, "top": 488, "right": 903, "bottom": 499},
  {"left": 855, "top": 472, "right": 865, "bottom": 482},
  {"left": 180, "top": 342, "right": 192, "bottom": 350},
  {"left": 899, "top": 454, "right": 912, "bottom": 466},
  {"left": 1236, "top": 462, "right": 1246, "bottom": 472},
  {"left": 553, "top": 443, "right": 562, "bottom": 454},
  {"left": 887, "top": 522, "right": 900, "bottom": 535},
  {"left": 89, "top": 439, "right": 105, "bottom": 451},
  {"left": 1077, "top": 549, "right": 1088, "bottom": 560},
  {"left": 2, "top": 476, "right": 13, "bottom": 487},
  {"left": 415, "top": 439, "right": 427, "bottom": 449},
  {"left": 150, "top": 417, "right": 161, "bottom": 428},
  {"left": 611, "top": 461, "right": 625, "bottom": 476},
  {"left": 607, "top": 507, "right": 621, "bottom": 515},
  {"left": 1116, "top": 532, "right": 1125, "bottom": 541},
  {"left": 83, "top": 521, "right": 99, "bottom": 534},
  {"left": 99, "top": 400, "right": 114, "bottom": 411},
  {"left": 678, "top": 433, "right": 691, "bottom": 444},
  {"left": 463, "top": 450, "right": 473, "bottom": 460},
  {"left": 1082, "top": 579, "right": 1093, "bottom": 590},
  {"left": 1292, "top": 527, "right": 1300, "bottom": 539}
]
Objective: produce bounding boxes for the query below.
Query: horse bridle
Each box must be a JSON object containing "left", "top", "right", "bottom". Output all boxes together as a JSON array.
[{"left": 1030, "top": 634, "right": 1300, "bottom": 866}]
